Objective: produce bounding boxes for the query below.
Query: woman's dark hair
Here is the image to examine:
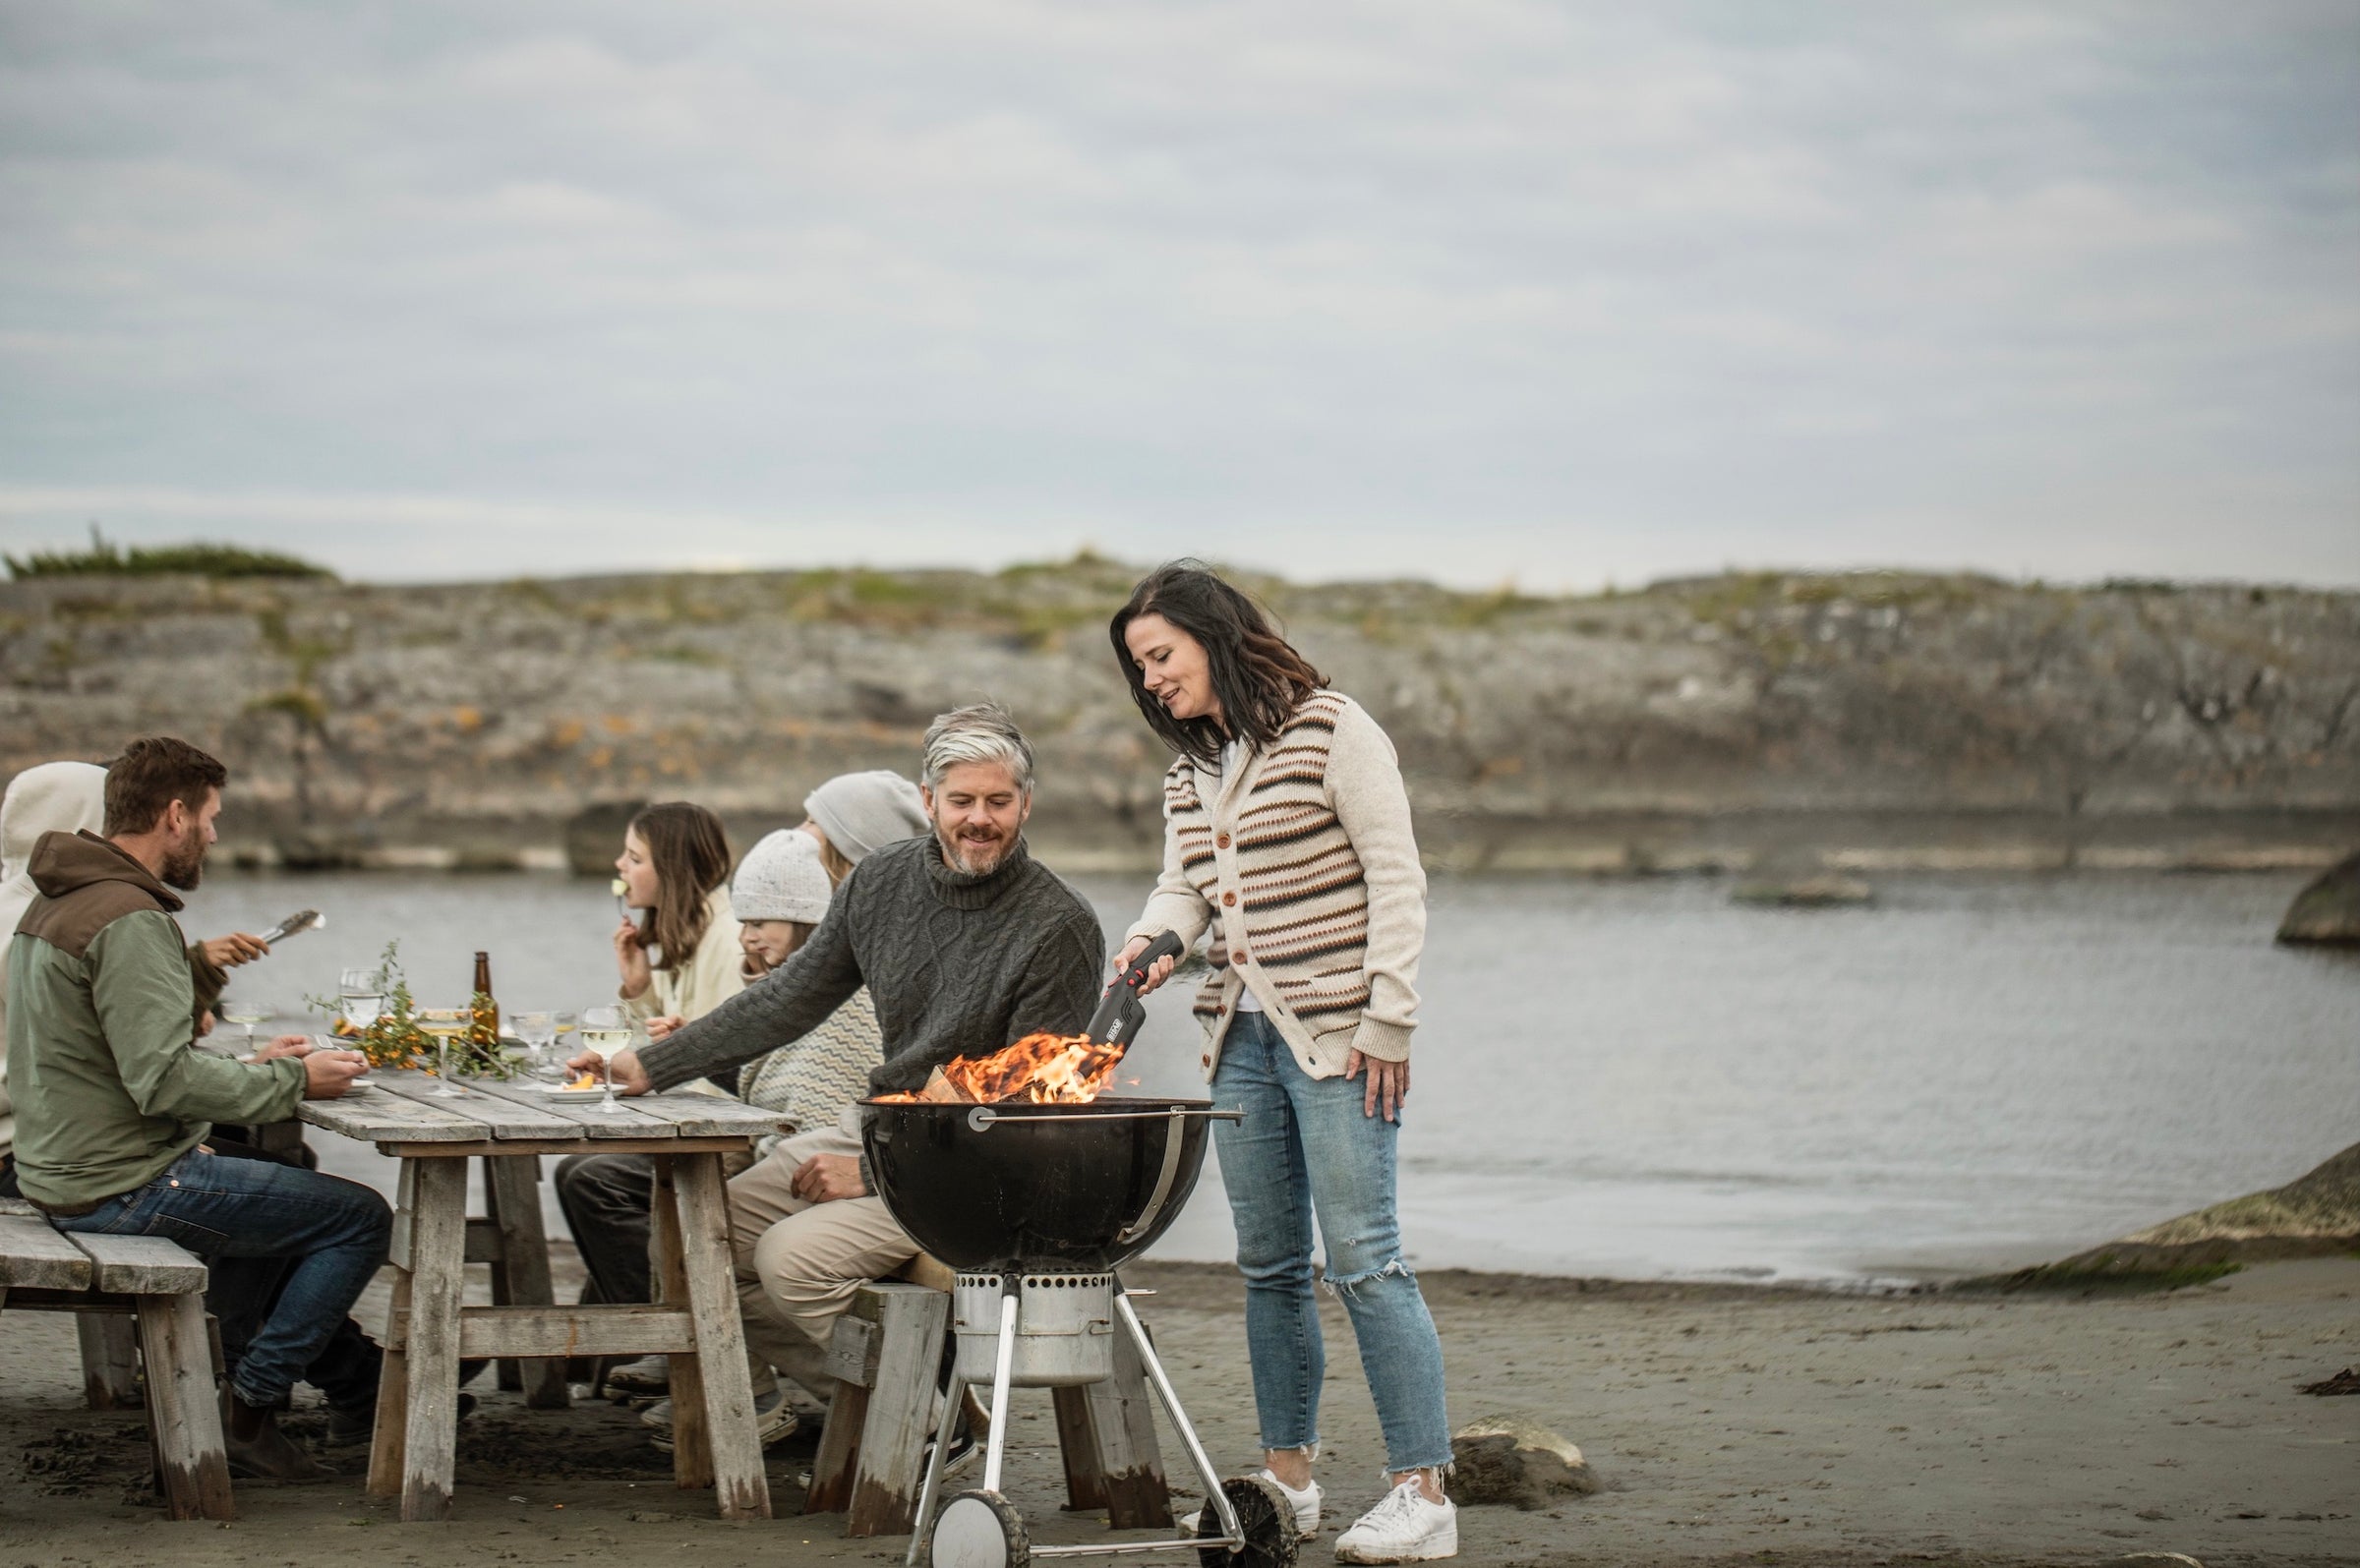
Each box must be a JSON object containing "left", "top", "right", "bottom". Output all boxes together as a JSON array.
[
  {"left": 628, "top": 802, "right": 733, "bottom": 972},
  {"left": 1109, "top": 561, "right": 1326, "bottom": 764}
]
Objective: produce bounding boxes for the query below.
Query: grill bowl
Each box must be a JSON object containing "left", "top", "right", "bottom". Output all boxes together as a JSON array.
[{"left": 860, "top": 1096, "right": 1218, "bottom": 1272}]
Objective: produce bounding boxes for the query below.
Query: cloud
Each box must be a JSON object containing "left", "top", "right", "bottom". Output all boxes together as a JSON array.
[{"left": 0, "top": 0, "right": 2354, "bottom": 589}]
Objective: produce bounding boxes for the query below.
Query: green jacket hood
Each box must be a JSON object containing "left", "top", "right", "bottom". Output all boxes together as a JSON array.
[{"left": 28, "top": 830, "right": 182, "bottom": 914}]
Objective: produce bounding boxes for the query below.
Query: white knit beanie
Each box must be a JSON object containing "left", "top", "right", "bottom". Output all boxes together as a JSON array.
[
  {"left": 803, "top": 770, "right": 928, "bottom": 864},
  {"left": 732, "top": 830, "right": 834, "bottom": 924}
]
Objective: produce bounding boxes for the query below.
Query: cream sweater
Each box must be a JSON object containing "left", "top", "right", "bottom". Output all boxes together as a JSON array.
[
  {"left": 1126, "top": 690, "right": 1427, "bottom": 1082},
  {"left": 621, "top": 887, "right": 746, "bottom": 1026}
]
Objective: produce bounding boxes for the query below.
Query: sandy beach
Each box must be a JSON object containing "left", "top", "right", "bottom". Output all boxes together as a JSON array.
[{"left": 3, "top": 1249, "right": 2353, "bottom": 1567}]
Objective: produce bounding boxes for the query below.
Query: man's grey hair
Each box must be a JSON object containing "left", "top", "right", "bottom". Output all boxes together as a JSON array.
[{"left": 920, "top": 703, "right": 1035, "bottom": 794}]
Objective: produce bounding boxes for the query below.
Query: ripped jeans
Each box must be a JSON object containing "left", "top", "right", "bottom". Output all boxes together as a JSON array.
[{"left": 1210, "top": 1011, "right": 1451, "bottom": 1473}]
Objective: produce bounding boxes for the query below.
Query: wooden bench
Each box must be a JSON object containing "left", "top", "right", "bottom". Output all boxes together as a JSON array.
[
  {"left": 0, "top": 1199, "right": 233, "bottom": 1521},
  {"left": 805, "top": 1280, "right": 1171, "bottom": 1538}
]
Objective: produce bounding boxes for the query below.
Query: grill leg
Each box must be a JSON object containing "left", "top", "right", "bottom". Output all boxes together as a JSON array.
[
  {"left": 1117, "top": 1292, "right": 1241, "bottom": 1548},
  {"left": 980, "top": 1275, "right": 1020, "bottom": 1496},
  {"left": 904, "top": 1375, "right": 967, "bottom": 1568}
]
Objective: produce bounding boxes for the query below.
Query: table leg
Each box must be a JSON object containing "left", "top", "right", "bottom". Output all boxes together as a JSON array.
[
  {"left": 650, "top": 1156, "right": 714, "bottom": 1487},
  {"left": 674, "top": 1151, "right": 771, "bottom": 1520},
  {"left": 400, "top": 1158, "right": 469, "bottom": 1522},
  {"left": 485, "top": 1154, "right": 570, "bottom": 1409},
  {"left": 367, "top": 1162, "right": 418, "bottom": 1500}
]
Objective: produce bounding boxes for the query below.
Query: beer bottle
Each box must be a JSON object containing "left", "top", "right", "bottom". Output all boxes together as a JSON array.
[{"left": 470, "top": 951, "right": 501, "bottom": 1048}]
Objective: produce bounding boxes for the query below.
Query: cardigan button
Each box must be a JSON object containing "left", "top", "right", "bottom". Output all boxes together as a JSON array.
[
  {"left": 1221, "top": 891, "right": 1236, "bottom": 906},
  {"left": 1215, "top": 833, "right": 1231, "bottom": 848},
  {"left": 1231, "top": 951, "right": 1249, "bottom": 965}
]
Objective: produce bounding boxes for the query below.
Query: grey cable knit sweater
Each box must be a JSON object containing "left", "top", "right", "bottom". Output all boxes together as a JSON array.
[{"left": 640, "top": 835, "right": 1105, "bottom": 1097}]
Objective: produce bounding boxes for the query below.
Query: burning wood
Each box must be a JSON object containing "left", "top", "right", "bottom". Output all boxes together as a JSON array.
[{"left": 875, "top": 1031, "right": 1126, "bottom": 1105}]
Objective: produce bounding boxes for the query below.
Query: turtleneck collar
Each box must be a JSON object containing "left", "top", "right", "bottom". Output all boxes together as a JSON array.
[{"left": 922, "top": 833, "right": 1033, "bottom": 910}]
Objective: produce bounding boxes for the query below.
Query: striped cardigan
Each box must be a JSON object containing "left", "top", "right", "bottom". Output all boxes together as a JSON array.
[{"left": 1125, "top": 690, "right": 1427, "bottom": 1082}]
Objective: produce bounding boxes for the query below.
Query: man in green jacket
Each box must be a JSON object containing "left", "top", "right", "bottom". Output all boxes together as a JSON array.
[{"left": 6, "top": 736, "right": 382, "bottom": 1479}]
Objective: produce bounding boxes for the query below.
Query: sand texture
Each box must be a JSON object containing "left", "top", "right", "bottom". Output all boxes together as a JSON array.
[{"left": 2, "top": 1253, "right": 2354, "bottom": 1566}]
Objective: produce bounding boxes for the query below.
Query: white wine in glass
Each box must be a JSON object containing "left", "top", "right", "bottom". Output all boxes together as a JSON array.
[
  {"left": 416, "top": 1009, "right": 472, "bottom": 1097},
  {"left": 219, "top": 1000, "right": 271, "bottom": 1054},
  {"left": 577, "top": 1006, "right": 634, "bottom": 1116}
]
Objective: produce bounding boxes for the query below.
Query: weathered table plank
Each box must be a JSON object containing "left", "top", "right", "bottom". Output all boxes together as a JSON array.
[
  {"left": 455, "top": 1075, "right": 680, "bottom": 1136},
  {"left": 299, "top": 1088, "right": 493, "bottom": 1142},
  {"left": 371, "top": 1074, "right": 584, "bottom": 1137},
  {"left": 616, "top": 1091, "right": 794, "bottom": 1139}
]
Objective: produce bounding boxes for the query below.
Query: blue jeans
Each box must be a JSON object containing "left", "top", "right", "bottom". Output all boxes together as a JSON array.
[
  {"left": 1210, "top": 1012, "right": 1451, "bottom": 1473},
  {"left": 51, "top": 1149, "right": 391, "bottom": 1408}
]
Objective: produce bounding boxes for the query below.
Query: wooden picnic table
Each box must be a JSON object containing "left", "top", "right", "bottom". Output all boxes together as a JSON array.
[{"left": 299, "top": 1073, "right": 789, "bottom": 1523}]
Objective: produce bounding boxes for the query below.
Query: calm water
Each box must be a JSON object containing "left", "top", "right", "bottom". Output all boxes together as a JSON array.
[{"left": 182, "top": 867, "right": 2359, "bottom": 1286}]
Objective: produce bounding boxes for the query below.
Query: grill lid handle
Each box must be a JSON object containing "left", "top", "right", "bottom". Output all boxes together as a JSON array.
[{"left": 1114, "top": 1107, "right": 1193, "bottom": 1246}]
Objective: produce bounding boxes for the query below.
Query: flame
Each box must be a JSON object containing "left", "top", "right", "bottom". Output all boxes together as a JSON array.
[{"left": 878, "top": 1031, "right": 1125, "bottom": 1105}]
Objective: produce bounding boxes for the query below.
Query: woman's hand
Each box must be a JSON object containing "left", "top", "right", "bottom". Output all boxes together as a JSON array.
[
  {"left": 614, "top": 919, "right": 653, "bottom": 999},
  {"left": 1113, "top": 935, "right": 1179, "bottom": 997},
  {"left": 201, "top": 932, "right": 270, "bottom": 967},
  {"left": 567, "top": 1046, "right": 652, "bottom": 1096},
  {"left": 1344, "top": 1050, "right": 1410, "bottom": 1122},
  {"left": 645, "top": 1014, "right": 686, "bottom": 1041}
]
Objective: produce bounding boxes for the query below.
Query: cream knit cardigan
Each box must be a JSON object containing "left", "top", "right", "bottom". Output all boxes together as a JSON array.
[
  {"left": 620, "top": 888, "right": 747, "bottom": 1025},
  {"left": 1125, "top": 690, "right": 1426, "bottom": 1082}
]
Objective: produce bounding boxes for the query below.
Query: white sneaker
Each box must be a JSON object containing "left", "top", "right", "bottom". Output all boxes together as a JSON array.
[
  {"left": 1333, "top": 1479, "right": 1457, "bottom": 1564},
  {"left": 1257, "top": 1470, "right": 1324, "bottom": 1539}
]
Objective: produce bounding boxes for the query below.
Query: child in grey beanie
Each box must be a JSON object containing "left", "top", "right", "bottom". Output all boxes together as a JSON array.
[{"left": 803, "top": 770, "right": 927, "bottom": 863}]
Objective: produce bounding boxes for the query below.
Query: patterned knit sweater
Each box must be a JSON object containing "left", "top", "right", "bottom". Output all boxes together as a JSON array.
[{"left": 1125, "top": 690, "right": 1427, "bottom": 1081}]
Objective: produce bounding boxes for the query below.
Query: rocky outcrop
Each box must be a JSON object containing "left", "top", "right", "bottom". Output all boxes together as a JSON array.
[
  {"left": 2276, "top": 851, "right": 2360, "bottom": 945},
  {"left": 1448, "top": 1416, "right": 1599, "bottom": 1507},
  {"left": 2, "top": 562, "right": 2355, "bottom": 872},
  {"left": 1976, "top": 1141, "right": 2360, "bottom": 1290}
]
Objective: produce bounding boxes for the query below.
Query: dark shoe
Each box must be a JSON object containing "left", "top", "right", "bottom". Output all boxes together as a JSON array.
[
  {"left": 325, "top": 1391, "right": 477, "bottom": 1448},
  {"left": 222, "top": 1390, "right": 329, "bottom": 1481}
]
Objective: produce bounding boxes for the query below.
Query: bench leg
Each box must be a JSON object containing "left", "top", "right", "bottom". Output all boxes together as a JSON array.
[
  {"left": 137, "top": 1293, "right": 235, "bottom": 1522},
  {"left": 673, "top": 1152, "right": 772, "bottom": 1520},
  {"left": 650, "top": 1156, "right": 715, "bottom": 1488},
  {"left": 80, "top": 1312, "right": 144, "bottom": 1409},
  {"left": 1078, "top": 1312, "right": 1172, "bottom": 1529},
  {"left": 846, "top": 1285, "right": 949, "bottom": 1537},
  {"left": 485, "top": 1154, "right": 569, "bottom": 1409}
]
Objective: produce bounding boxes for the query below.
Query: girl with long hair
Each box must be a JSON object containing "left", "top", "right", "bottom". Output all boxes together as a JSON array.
[
  {"left": 1109, "top": 562, "right": 1457, "bottom": 1564},
  {"left": 614, "top": 800, "right": 742, "bottom": 1035}
]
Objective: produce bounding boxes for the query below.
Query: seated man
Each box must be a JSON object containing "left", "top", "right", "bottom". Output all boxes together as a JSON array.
[
  {"left": 591, "top": 704, "right": 1103, "bottom": 1399},
  {"left": 6, "top": 736, "right": 381, "bottom": 1479}
]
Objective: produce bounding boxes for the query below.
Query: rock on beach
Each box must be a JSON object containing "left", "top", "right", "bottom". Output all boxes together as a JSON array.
[
  {"left": 1447, "top": 1415, "right": 1599, "bottom": 1508},
  {"left": 2275, "top": 849, "right": 2360, "bottom": 945}
]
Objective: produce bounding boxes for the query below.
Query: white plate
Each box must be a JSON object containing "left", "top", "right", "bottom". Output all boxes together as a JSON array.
[{"left": 532, "top": 1084, "right": 610, "bottom": 1101}]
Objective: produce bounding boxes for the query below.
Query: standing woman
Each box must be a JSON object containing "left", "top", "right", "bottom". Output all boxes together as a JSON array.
[
  {"left": 1109, "top": 563, "right": 1456, "bottom": 1565},
  {"left": 614, "top": 801, "right": 744, "bottom": 1038}
]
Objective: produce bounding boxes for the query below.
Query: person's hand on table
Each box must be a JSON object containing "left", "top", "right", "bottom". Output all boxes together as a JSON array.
[
  {"left": 201, "top": 932, "right": 270, "bottom": 967},
  {"left": 791, "top": 1153, "right": 866, "bottom": 1203},
  {"left": 614, "top": 920, "right": 653, "bottom": 999},
  {"left": 250, "top": 1033, "right": 314, "bottom": 1063},
  {"left": 301, "top": 1047, "right": 370, "bottom": 1099},
  {"left": 1112, "top": 934, "right": 1180, "bottom": 997},
  {"left": 567, "top": 1045, "right": 652, "bottom": 1095},
  {"left": 644, "top": 1014, "right": 685, "bottom": 1041},
  {"left": 1344, "top": 1050, "right": 1410, "bottom": 1123}
]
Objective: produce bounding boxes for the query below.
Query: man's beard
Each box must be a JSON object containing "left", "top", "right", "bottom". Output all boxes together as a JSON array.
[
  {"left": 934, "top": 821, "right": 1016, "bottom": 876},
  {"left": 159, "top": 826, "right": 207, "bottom": 891}
]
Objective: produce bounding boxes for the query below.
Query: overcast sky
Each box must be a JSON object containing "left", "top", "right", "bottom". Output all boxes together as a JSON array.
[{"left": 2, "top": 2, "right": 2354, "bottom": 591}]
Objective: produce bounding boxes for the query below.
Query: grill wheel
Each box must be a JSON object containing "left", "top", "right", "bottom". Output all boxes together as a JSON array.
[{"left": 1193, "top": 1476, "right": 1300, "bottom": 1568}]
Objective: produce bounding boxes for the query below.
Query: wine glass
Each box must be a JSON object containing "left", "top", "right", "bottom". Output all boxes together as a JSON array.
[
  {"left": 338, "top": 967, "right": 385, "bottom": 1040},
  {"left": 219, "top": 998, "right": 272, "bottom": 1054},
  {"left": 416, "top": 1009, "right": 472, "bottom": 1096},
  {"left": 577, "top": 1006, "right": 635, "bottom": 1116},
  {"left": 512, "top": 1011, "right": 560, "bottom": 1081}
]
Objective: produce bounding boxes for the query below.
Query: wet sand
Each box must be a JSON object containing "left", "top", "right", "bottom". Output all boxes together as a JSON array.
[{"left": 2, "top": 1250, "right": 2354, "bottom": 1566}]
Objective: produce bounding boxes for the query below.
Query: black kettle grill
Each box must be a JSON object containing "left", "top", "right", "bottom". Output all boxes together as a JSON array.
[{"left": 864, "top": 933, "right": 1297, "bottom": 1568}]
